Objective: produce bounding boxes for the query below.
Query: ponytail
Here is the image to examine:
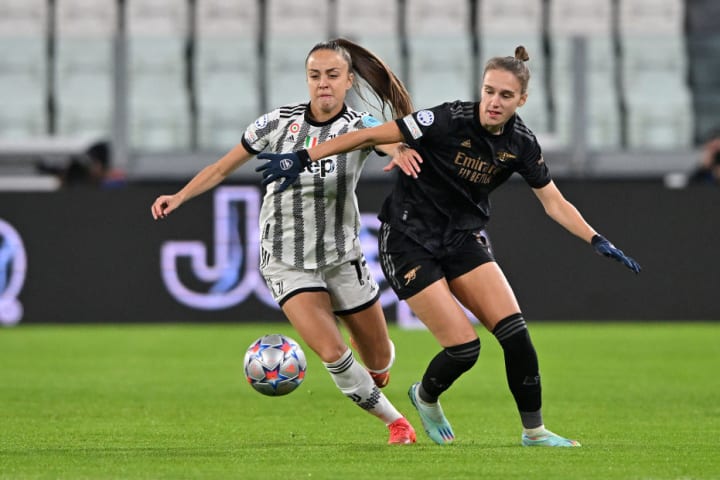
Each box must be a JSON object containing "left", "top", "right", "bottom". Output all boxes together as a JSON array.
[{"left": 306, "top": 38, "right": 414, "bottom": 118}]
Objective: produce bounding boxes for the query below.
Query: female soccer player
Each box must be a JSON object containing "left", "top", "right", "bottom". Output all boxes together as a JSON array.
[
  {"left": 151, "top": 39, "right": 417, "bottom": 444},
  {"left": 256, "top": 46, "right": 641, "bottom": 447}
]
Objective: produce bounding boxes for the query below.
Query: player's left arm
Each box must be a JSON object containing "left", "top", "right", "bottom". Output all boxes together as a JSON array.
[
  {"left": 533, "top": 181, "right": 641, "bottom": 273},
  {"left": 532, "top": 181, "right": 596, "bottom": 242}
]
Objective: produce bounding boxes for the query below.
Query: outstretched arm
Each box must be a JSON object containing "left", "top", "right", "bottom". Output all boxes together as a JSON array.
[
  {"left": 151, "top": 143, "right": 253, "bottom": 219},
  {"left": 309, "top": 121, "right": 405, "bottom": 161},
  {"left": 533, "top": 181, "right": 641, "bottom": 273}
]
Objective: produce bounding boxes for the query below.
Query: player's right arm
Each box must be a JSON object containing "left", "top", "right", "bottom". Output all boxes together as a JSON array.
[
  {"left": 307, "top": 121, "right": 404, "bottom": 162},
  {"left": 151, "top": 143, "right": 254, "bottom": 220}
]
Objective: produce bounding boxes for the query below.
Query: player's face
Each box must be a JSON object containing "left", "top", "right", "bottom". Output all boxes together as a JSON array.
[
  {"left": 479, "top": 69, "right": 527, "bottom": 134},
  {"left": 306, "top": 49, "right": 353, "bottom": 121}
]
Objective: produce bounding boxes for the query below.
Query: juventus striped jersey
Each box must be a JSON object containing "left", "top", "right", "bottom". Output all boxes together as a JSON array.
[
  {"left": 387, "top": 100, "right": 552, "bottom": 253},
  {"left": 241, "top": 102, "right": 380, "bottom": 269}
]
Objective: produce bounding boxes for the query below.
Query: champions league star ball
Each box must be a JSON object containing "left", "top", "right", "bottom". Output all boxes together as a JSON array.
[{"left": 244, "top": 334, "right": 307, "bottom": 396}]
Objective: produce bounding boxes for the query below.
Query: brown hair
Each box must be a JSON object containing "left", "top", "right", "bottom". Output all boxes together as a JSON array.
[
  {"left": 306, "top": 38, "right": 414, "bottom": 118},
  {"left": 483, "top": 45, "right": 531, "bottom": 94}
]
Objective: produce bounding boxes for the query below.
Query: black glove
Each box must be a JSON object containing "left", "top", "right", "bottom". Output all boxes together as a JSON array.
[
  {"left": 255, "top": 149, "right": 311, "bottom": 192},
  {"left": 591, "top": 234, "right": 641, "bottom": 274}
]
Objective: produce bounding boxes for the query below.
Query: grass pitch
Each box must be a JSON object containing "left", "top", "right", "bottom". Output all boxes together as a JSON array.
[{"left": 1, "top": 322, "right": 718, "bottom": 479}]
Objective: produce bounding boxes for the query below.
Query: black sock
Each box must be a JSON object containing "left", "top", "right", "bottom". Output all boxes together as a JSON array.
[
  {"left": 493, "top": 313, "right": 543, "bottom": 428},
  {"left": 419, "top": 338, "right": 481, "bottom": 403}
]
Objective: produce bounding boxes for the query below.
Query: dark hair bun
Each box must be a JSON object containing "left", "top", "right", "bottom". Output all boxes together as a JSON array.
[{"left": 514, "top": 45, "right": 530, "bottom": 62}]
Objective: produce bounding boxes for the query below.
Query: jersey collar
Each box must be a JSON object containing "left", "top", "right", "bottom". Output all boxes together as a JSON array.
[
  {"left": 473, "top": 102, "right": 516, "bottom": 138},
  {"left": 305, "top": 102, "right": 348, "bottom": 127}
]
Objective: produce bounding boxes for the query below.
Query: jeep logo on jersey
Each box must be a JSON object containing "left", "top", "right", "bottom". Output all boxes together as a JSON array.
[
  {"left": 308, "top": 158, "right": 336, "bottom": 177},
  {"left": 0, "top": 219, "right": 26, "bottom": 326}
]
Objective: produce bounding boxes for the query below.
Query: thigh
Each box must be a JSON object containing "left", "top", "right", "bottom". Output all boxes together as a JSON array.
[
  {"left": 378, "top": 223, "right": 444, "bottom": 300},
  {"left": 324, "top": 252, "right": 380, "bottom": 314},
  {"left": 405, "top": 278, "right": 479, "bottom": 347},
  {"left": 448, "top": 262, "right": 521, "bottom": 331},
  {"left": 282, "top": 291, "right": 347, "bottom": 363}
]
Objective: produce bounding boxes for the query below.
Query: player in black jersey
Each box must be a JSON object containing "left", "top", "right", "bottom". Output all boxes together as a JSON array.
[
  {"left": 152, "top": 39, "right": 418, "bottom": 444},
  {"left": 258, "top": 46, "right": 640, "bottom": 447}
]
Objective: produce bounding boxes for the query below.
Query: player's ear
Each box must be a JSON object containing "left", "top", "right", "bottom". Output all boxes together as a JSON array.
[{"left": 518, "top": 93, "right": 528, "bottom": 107}]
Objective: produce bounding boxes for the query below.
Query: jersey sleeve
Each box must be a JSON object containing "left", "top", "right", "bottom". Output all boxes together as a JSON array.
[
  {"left": 515, "top": 138, "right": 552, "bottom": 188},
  {"left": 240, "top": 111, "right": 275, "bottom": 155},
  {"left": 394, "top": 103, "right": 453, "bottom": 149}
]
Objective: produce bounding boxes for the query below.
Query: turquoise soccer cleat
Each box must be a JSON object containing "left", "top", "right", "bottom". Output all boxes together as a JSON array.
[
  {"left": 408, "top": 382, "right": 455, "bottom": 445},
  {"left": 521, "top": 429, "right": 581, "bottom": 447}
]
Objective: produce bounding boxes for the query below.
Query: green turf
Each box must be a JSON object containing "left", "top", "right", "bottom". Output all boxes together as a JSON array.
[{"left": 1, "top": 322, "right": 718, "bottom": 479}]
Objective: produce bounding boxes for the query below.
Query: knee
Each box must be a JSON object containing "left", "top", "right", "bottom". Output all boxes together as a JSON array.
[{"left": 445, "top": 337, "right": 481, "bottom": 368}]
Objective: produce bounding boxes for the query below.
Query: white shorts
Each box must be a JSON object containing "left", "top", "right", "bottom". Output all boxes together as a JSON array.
[{"left": 260, "top": 246, "right": 380, "bottom": 315}]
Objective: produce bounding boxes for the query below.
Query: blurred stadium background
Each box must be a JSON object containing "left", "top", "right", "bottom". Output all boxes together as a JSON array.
[{"left": 0, "top": 0, "right": 718, "bottom": 326}]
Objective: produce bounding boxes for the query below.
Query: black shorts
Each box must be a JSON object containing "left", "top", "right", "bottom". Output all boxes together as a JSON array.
[{"left": 378, "top": 223, "right": 495, "bottom": 300}]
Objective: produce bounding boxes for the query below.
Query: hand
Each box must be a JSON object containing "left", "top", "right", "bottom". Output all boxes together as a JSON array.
[
  {"left": 151, "top": 194, "right": 182, "bottom": 220},
  {"left": 383, "top": 143, "right": 424, "bottom": 178},
  {"left": 591, "top": 234, "right": 641, "bottom": 273},
  {"left": 255, "top": 150, "right": 311, "bottom": 192}
]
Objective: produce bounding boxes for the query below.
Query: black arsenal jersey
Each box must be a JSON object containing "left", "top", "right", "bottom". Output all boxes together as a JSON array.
[{"left": 386, "top": 100, "right": 551, "bottom": 253}]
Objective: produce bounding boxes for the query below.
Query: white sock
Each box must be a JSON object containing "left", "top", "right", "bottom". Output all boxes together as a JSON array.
[
  {"left": 523, "top": 425, "right": 547, "bottom": 436},
  {"left": 367, "top": 340, "right": 395, "bottom": 375},
  {"left": 324, "top": 348, "right": 402, "bottom": 425}
]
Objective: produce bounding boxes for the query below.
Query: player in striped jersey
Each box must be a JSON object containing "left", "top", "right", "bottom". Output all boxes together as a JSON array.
[
  {"left": 257, "top": 46, "right": 642, "bottom": 447},
  {"left": 151, "top": 39, "right": 417, "bottom": 444}
]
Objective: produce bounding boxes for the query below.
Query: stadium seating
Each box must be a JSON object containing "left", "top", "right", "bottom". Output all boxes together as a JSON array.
[
  {"left": 195, "top": 0, "right": 259, "bottom": 150},
  {"left": 405, "top": 0, "right": 473, "bottom": 109},
  {"left": 0, "top": 0, "right": 708, "bottom": 176},
  {"left": 55, "top": 0, "right": 116, "bottom": 139},
  {"left": 0, "top": 0, "right": 48, "bottom": 137},
  {"left": 127, "top": 0, "right": 190, "bottom": 151}
]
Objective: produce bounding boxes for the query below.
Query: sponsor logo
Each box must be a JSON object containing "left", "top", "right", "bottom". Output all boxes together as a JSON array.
[
  {"left": 402, "top": 115, "right": 423, "bottom": 139},
  {"left": 454, "top": 151, "right": 500, "bottom": 184},
  {"left": 416, "top": 110, "right": 435, "bottom": 126},
  {"left": 244, "top": 130, "right": 258, "bottom": 144},
  {"left": 461, "top": 139, "right": 472, "bottom": 148},
  {"left": 403, "top": 265, "right": 422, "bottom": 286},
  {"left": 160, "top": 186, "right": 274, "bottom": 310}
]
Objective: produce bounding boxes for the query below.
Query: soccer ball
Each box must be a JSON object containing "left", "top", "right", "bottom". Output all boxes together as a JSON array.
[{"left": 244, "top": 334, "right": 307, "bottom": 396}]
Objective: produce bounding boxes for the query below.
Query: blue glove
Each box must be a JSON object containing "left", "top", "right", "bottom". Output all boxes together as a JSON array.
[
  {"left": 255, "top": 149, "right": 311, "bottom": 192},
  {"left": 591, "top": 234, "right": 641, "bottom": 273}
]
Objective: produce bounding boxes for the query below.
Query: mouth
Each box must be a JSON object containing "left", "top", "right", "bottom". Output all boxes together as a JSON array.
[{"left": 487, "top": 110, "right": 502, "bottom": 119}]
